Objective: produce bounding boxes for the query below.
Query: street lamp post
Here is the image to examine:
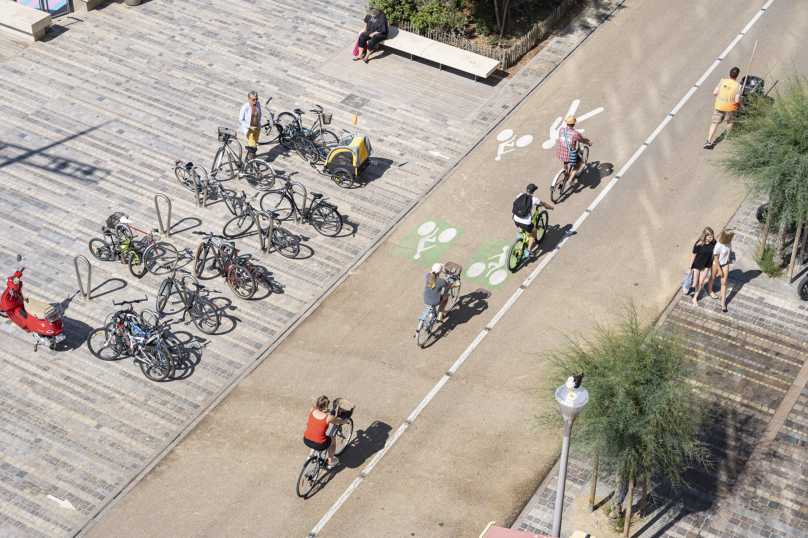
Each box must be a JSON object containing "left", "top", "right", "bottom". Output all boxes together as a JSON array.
[{"left": 551, "top": 376, "right": 589, "bottom": 538}]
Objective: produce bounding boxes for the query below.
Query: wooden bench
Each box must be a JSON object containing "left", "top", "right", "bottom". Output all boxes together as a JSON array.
[
  {"left": 0, "top": 0, "right": 51, "bottom": 41},
  {"left": 380, "top": 27, "right": 500, "bottom": 81}
]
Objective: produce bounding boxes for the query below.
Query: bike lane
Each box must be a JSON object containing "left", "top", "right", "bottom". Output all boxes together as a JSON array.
[{"left": 84, "top": 0, "right": 805, "bottom": 536}]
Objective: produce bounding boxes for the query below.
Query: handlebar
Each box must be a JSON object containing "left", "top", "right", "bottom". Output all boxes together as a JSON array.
[
  {"left": 193, "top": 231, "right": 228, "bottom": 239},
  {"left": 265, "top": 97, "right": 272, "bottom": 105},
  {"left": 114, "top": 296, "right": 148, "bottom": 306}
]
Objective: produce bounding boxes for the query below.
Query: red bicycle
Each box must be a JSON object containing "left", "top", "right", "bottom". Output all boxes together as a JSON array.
[
  {"left": 192, "top": 231, "right": 258, "bottom": 299},
  {"left": 90, "top": 214, "right": 179, "bottom": 278}
]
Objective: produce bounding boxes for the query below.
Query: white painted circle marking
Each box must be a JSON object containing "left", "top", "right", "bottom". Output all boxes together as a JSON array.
[
  {"left": 417, "top": 221, "right": 436, "bottom": 236},
  {"left": 467, "top": 262, "right": 485, "bottom": 278},
  {"left": 542, "top": 139, "right": 556, "bottom": 150},
  {"left": 438, "top": 228, "right": 457, "bottom": 243},
  {"left": 496, "top": 129, "right": 513, "bottom": 142},
  {"left": 489, "top": 269, "right": 508, "bottom": 286},
  {"left": 516, "top": 135, "right": 533, "bottom": 148}
]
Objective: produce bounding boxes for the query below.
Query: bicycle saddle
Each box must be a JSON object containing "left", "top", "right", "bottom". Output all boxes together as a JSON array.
[
  {"left": 311, "top": 193, "right": 323, "bottom": 199},
  {"left": 294, "top": 108, "right": 305, "bottom": 115}
]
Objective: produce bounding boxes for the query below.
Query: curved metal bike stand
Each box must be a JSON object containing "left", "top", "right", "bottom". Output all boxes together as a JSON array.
[
  {"left": 257, "top": 211, "right": 274, "bottom": 253},
  {"left": 180, "top": 273, "right": 200, "bottom": 306},
  {"left": 73, "top": 255, "right": 92, "bottom": 302},
  {"left": 290, "top": 182, "right": 308, "bottom": 225},
  {"left": 154, "top": 193, "right": 172, "bottom": 237},
  {"left": 191, "top": 165, "right": 210, "bottom": 208}
]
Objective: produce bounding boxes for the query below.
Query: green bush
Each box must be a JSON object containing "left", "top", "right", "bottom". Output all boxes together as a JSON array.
[
  {"left": 756, "top": 242, "right": 784, "bottom": 277},
  {"left": 409, "top": 0, "right": 468, "bottom": 34},
  {"left": 472, "top": 0, "right": 499, "bottom": 35},
  {"left": 369, "top": 0, "right": 416, "bottom": 26}
]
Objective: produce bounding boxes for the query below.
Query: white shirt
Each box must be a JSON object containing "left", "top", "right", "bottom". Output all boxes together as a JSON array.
[
  {"left": 238, "top": 102, "right": 262, "bottom": 135},
  {"left": 513, "top": 195, "right": 542, "bottom": 225},
  {"left": 713, "top": 241, "right": 731, "bottom": 265}
]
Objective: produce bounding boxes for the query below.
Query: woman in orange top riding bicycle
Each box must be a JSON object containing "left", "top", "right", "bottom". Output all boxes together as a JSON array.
[{"left": 304, "top": 396, "right": 350, "bottom": 469}]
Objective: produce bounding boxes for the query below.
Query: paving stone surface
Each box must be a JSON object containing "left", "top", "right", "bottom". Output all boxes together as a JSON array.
[
  {"left": 0, "top": 0, "right": 624, "bottom": 536},
  {"left": 514, "top": 199, "right": 808, "bottom": 538}
]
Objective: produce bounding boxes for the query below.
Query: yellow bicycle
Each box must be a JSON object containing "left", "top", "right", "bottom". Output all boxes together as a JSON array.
[{"left": 507, "top": 209, "right": 548, "bottom": 273}]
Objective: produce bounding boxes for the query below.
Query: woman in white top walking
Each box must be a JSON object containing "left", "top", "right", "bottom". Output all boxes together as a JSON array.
[{"left": 708, "top": 229, "right": 734, "bottom": 313}]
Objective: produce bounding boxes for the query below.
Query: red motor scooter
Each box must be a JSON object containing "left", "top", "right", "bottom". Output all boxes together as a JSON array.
[{"left": 0, "top": 255, "right": 65, "bottom": 351}]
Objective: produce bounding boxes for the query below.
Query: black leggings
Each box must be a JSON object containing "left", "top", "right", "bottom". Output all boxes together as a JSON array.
[{"left": 358, "top": 31, "right": 386, "bottom": 52}]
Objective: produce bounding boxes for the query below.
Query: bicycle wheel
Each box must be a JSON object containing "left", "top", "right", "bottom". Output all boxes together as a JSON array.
[
  {"left": 243, "top": 159, "right": 275, "bottom": 191},
  {"left": 316, "top": 129, "right": 340, "bottom": 149},
  {"left": 334, "top": 418, "right": 354, "bottom": 455},
  {"left": 535, "top": 210, "right": 549, "bottom": 244},
  {"left": 88, "top": 238, "right": 115, "bottom": 261},
  {"left": 175, "top": 166, "right": 197, "bottom": 192},
  {"left": 294, "top": 136, "right": 319, "bottom": 163},
  {"left": 332, "top": 169, "right": 354, "bottom": 189},
  {"left": 262, "top": 121, "right": 281, "bottom": 144},
  {"left": 259, "top": 191, "right": 294, "bottom": 220},
  {"left": 416, "top": 310, "right": 435, "bottom": 348},
  {"left": 296, "top": 457, "right": 320, "bottom": 498},
  {"left": 508, "top": 235, "right": 526, "bottom": 273},
  {"left": 128, "top": 249, "right": 147, "bottom": 278},
  {"left": 192, "top": 297, "right": 220, "bottom": 335},
  {"left": 193, "top": 243, "right": 212, "bottom": 278},
  {"left": 310, "top": 205, "right": 343, "bottom": 237},
  {"left": 86, "top": 325, "right": 122, "bottom": 360},
  {"left": 144, "top": 242, "right": 179, "bottom": 275},
  {"left": 446, "top": 280, "right": 462, "bottom": 312},
  {"left": 799, "top": 275, "right": 808, "bottom": 301},
  {"left": 227, "top": 264, "right": 257, "bottom": 299},
  {"left": 550, "top": 169, "right": 567, "bottom": 203},
  {"left": 156, "top": 279, "right": 172, "bottom": 314},
  {"left": 138, "top": 345, "right": 172, "bottom": 382},
  {"left": 272, "top": 228, "right": 300, "bottom": 259},
  {"left": 277, "top": 113, "right": 299, "bottom": 149},
  {"left": 223, "top": 213, "right": 255, "bottom": 238},
  {"left": 580, "top": 145, "right": 589, "bottom": 167}
]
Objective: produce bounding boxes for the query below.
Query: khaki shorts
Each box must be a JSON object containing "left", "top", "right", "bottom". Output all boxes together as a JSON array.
[
  {"left": 711, "top": 109, "right": 737, "bottom": 125},
  {"left": 246, "top": 128, "right": 260, "bottom": 149}
]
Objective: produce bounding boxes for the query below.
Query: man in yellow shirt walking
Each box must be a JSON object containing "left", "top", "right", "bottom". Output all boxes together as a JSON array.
[{"left": 704, "top": 67, "right": 743, "bottom": 149}]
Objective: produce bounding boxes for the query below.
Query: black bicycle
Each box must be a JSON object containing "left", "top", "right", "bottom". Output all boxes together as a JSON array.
[
  {"left": 259, "top": 180, "right": 343, "bottom": 237},
  {"left": 156, "top": 268, "right": 220, "bottom": 334},
  {"left": 222, "top": 193, "right": 300, "bottom": 258},
  {"left": 192, "top": 231, "right": 257, "bottom": 299},
  {"left": 296, "top": 398, "right": 354, "bottom": 498}
]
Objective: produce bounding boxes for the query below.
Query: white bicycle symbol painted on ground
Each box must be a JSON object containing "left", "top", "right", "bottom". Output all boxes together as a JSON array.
[
  {"left": 541, "top": 99, "right": 604, "bottom": 149},
  {"left": 495, "top": 129, "right": 533, "bottom": 161},
  {"left": 467, "top": 245, "right": 510, "bottom": 286},
  {"left": 414, "top": 220, "right": 458, "bottom": 260}
]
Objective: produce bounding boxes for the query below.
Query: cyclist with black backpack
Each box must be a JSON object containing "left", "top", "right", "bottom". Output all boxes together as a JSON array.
[{"left": 513, "top": 183, "right": 554, "bottom": 258}]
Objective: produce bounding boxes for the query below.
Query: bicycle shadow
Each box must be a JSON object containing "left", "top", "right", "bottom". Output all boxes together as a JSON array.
[
  {"left": 305, "top": 420, "right": 392, "bottom": 498},
  {"left": 167, "top": 329, "right": 203, "bottom": 381},
  {"left": 89, "top": 277, "right": 127, "bottom": 299},
  {"left": 421, "top": 289, "right": 491, "bottom": 348},
  {"left": 512, "top": 222, "right": 574, "bottom": 273},
  {"left": 208, "top": 296, "right": 240, "bottom": 335},
  {"left": 551, "top": 160, "right": 612, "bottom": 203},
  {"left": 334, "top": 213, "right": 360, "bottom": 239}
]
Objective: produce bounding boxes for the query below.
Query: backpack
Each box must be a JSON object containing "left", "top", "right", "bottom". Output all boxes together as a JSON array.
[{"left": 512, "top": 193, "right": 532, "bottom": 218}]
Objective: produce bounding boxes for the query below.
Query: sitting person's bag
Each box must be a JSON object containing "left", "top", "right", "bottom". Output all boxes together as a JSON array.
[{"left": 512, "top": 193, "right": 532, "bottom": 219}]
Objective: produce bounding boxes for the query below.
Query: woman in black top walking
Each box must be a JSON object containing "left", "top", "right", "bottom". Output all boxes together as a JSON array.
[
  {"left": 355, "top": 7, "right": 388, "bottom": 64},
  {"left": 686, "top": 227, "right": 717, "bottom": 307}
]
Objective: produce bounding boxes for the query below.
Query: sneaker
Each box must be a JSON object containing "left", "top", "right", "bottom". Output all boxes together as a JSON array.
[
  {"left": 437, "top": 312, "right": 444, "bottom": 322},
  {"left": 327, "top": 457, "right": 339, "bottom": 470},
  {"left": 523, "top": 250, "right": 531, "bottom": 259},
  {"left": 703, "top": 140, "right": 712, "bottom": 149}
]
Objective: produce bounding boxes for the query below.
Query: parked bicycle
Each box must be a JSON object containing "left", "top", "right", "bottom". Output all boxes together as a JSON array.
[
  {"left": 414, "top": 263, "right": 462, "bottom": 348},
  {"left": 211, "top": 127, "right": 275, "bottom": 190},
  {"left": 86, "top": 298, "right": 179, "bottom": 382},
  {"left": 259, "top": 179, "right": 343, "bottom": 237},
  {"left": 192, "top": 231, "right": 258, "bottom": 299},
  {"left": 221, "top": 192, "right": 300, "bottom": 258},
  {"left": 281, "top": 105, "right": 339, "bottom": 163},
  {"left": 156, "top": 268, "right": 220, "bottom": 334},
  {"left": 89, "top": 213, "right": 178, "bottom": 278},
  {"left": 507, "top": 209, "right": 549, "bottom": 272},
  {"left": 550, "top": 145, "right": 589, "bottom": 203},
  {"left": 297, "top": 398, "right": 354, "bottom": 498}
]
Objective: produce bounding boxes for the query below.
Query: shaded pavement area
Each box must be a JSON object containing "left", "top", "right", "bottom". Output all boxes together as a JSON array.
[{"left": 514, "top": 199, "right": 808, "bottom": 538}]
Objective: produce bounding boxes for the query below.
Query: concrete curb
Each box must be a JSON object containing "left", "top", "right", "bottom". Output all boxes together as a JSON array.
[{"left": 72, "top": 1, "right": 627, "bottom": 535}]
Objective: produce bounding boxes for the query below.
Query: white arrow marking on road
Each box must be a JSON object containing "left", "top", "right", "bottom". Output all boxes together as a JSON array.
[
  {"left": 428, "top": 151, "right": 450, "bottom": 159},
  {"left": 308, "top": 1, "right": 775, "bottom": 535},
  {"left": 47, "top": 495, "right": 76, "bottom": 510}
]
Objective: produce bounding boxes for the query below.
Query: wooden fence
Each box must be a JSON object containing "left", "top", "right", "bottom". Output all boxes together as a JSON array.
[{"left": 394, "top": 0, "right": 581, "bottom": 71}]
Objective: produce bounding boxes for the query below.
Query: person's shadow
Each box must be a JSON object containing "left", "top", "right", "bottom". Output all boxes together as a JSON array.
[{"left": 423, "top": 289, "right": 491, "bottom": 348}]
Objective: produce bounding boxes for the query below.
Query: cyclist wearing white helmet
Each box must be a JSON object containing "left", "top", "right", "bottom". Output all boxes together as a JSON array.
[{"left": 424, "top": 262, "right": 456, "bottom": 321}]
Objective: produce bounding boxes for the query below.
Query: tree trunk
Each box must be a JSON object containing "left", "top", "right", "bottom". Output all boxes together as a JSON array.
[
  {"left": 623, "top": 470, "right": 635, "bottom": 538},
  {"left": 640, "top": 469, "right": 647, "bottom": 519},
  {"left": 499, "top": 0, "right": 510, "bottom": 37},
  {"left": 588, "top": 451, "right": 599, "bottom": 512},
  {"left": 773, "top": 219, "right": 789, "bottom": 266},
  {"left": 492, "top": 0, "right": 502, "bottom": 35},
  {"left": 786, "top": 220, "right": 804, "bottom": 284},
  {"left": 758, "top": 200, "right": 774, "bottom": 261}
]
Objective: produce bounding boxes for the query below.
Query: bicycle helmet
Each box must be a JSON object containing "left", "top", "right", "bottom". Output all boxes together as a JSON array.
[{"left": 431, "top": 263, "right": 443, "bottom": 274}]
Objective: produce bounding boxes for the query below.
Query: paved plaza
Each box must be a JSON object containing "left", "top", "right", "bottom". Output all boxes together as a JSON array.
[
  {"left": 515, "top": 199, "right": 808, "bottom": 538},
  {"left": 0, "top": 0, "right": 623, "bottom": 536}
]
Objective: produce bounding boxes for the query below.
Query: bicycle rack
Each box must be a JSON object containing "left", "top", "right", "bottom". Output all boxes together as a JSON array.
[
  {"left": 73, "top": 255, "right": 92, "bottom": 302},
  {"left": 190, "top": 165, "right": 210, "bottom": 208},
  {"left": 257, "top": 211, "right": 274, "bottom": 253},
  {"left": 180, "top": 273, "right": 200, "bottom": 306},
  {"left": 290, "top": 182, "right": 308, "bottom": 226},
  {"left": 154, "top": 193, "right": 172, "bottom": 237}
]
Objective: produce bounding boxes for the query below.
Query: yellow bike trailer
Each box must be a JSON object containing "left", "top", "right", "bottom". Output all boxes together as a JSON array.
[{"left": 318, "top": 132, "right": 373, "bottom": 189}]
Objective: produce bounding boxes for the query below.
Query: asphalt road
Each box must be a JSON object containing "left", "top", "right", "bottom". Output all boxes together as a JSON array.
[{"left": 84, "top": 0, "right": 808, "bottom": 536}]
